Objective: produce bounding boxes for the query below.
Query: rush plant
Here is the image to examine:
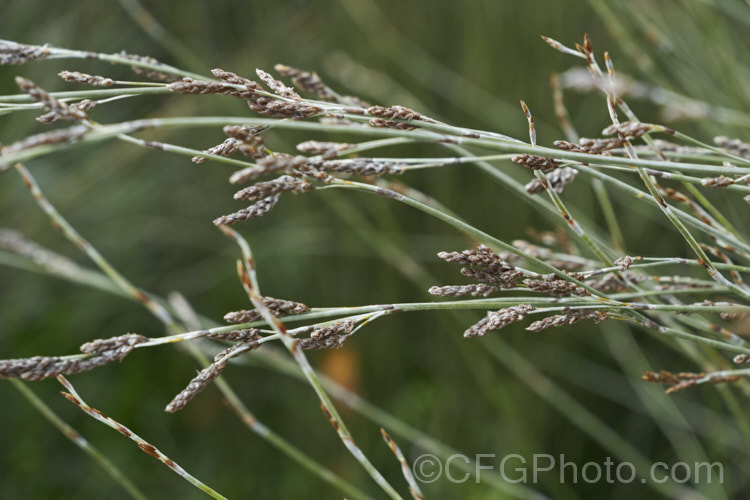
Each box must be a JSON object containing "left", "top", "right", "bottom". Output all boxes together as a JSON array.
[{"left": 1, "top": 30, "right": 749, "bottom": 499}]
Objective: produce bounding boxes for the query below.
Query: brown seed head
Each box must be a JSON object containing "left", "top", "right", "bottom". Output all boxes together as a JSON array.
[
  {"left": 233, "top": 175, "right": 314, "bottom": 201},
  {"left": 164, "top": 358, "right": 228, "bottom": 413},
  {"left": 298, "top": 320, "right": 355, "bottom": 350},
  {"left": 211, "top": 69, "right": 255, "bottom": 86},
  {"left": 525, "top": 167, "right": 578, "bottom": 195},
  {"left": 296, "top": 140, "right": 356, "bottom": 158},
  {"left": 0, "top": 42, "right": 50, "bottom": 65},
  {"left": 207, "top": 329, "right": 262, "bottom": 342},
  {"left": 0, "top": 333, "right": 147, "bottom": 381},
  {"left": 255, "top": 69, "right": 301, "bottom": 100},
  {"left": 213, "top": 195, "right": 280, "bottom": 225},
  {"left": 80, "top": 333, "right": 148, "bottom": 357},
  {"left": 511, "top": 154, "right": 560, "bottom": 172},
  {"left": 460, "top": 267, "right": 523, "bottom": 287},
  {"left": 601, "top": 121, "right": 653, "bottom": 139},
  {"left": 526, "top": 308, "right": 608, "bottom": 332},
  {"left": 16, "top": 77, "right": 88, "bottom": 122},
  {"left": 553, "top": 137, "right": 626, "bottom": 155},
  {"left": 1, "top": 125, "right": 89, "bottom": 155},
  {"left": 119, "top": 52, "right": 178, "bottom": 82},
  {"left": 367, "top": 105, "right": 423, "bottom": 121},
  {"left": 223, "top": 297, "right": 310, "bottom": 324},
  {"left": 437, "top": 245, "right": 514, "bottom": 273},
  {"left": 523, "top": 276, "right": 590, "bottom": 297},
  {"left": 713, "top": 136, "right": 750, "bottom": 159},
  {"left": 615, "top": 255, "right": 634, "bottom": 271},
  {"left": 59, "top": 71, "right": 114, "bottom": 86},
  {"left": 368, "top": 118, "right": 418, "bottom": 130},
  {"left": 428, "top": 284, "right": 501, "bottom": 297},
  {"left": 229, "top": 154, "right": 309, "bottom": 185},
  {"left": 464, "top": 305, "right": 534, "bottom": 337},
  {"left": 37, "top": 99, "right": 97, "bottom": 124},
  {"left": 248, "top": 96, "right": 321, "bottom": 119},
  {"left": 192, "top": 138, "right": 240, "bottom": 163},
  {"left": 318, "top": 158, "right": 404, "bottom": 176},
  {"left": 221, "top": 126, "right": 268, "bottom": 159},
  {"left": 274, "top": 64, "right": 336, "bottom": 100},
  {"left": 701, "top": 176, "right": 735, "bottom": 188},
  {"left": 167, "top": 77, "right": 261, "bottom": 99}
]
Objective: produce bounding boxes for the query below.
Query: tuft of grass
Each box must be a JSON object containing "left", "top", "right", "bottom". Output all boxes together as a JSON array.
[{"left": 2, "top": 2, "right": 750, "bottom": 498}]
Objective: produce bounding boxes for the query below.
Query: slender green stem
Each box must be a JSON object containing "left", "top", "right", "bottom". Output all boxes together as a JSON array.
[
  {"left": 14, "top": 164, "right": 174, "bottom": 324},
  {"left": 0, "top": 236, "right": 540, "bottom": 498},
  {"left": 481, "top": 335, "right": 682, "bottom": 498},
  {"left": 11, "top": 380, "right": 148, "bottom": 500},
  {"left": 591, "top": 178, "right": 625, "bottom": 251},
  {"left": 633, "top": 162, "right": 750, "bottom": 301},
  {"left": 673, "top": 130, "right": 750, "bottom": 167},
  {"left": 0, "top": 38, "right": 206, "bottom": 80},
  {"left": 325, "top": 178, "right": 614, "bottom": 298},
  {"left": 224, "top": 229, "right": 403, "bottom": 500},
  {"left": 58, "top": 376, "right": 227, "bottom": 499},
  {"left": 534, "top": 169, "right": 612, "bottom": 264},
  {"left": 576, "top": 164, "right": 750, "bottom": 257},
  {"left": 682, "top": 182, "right": 742, "bottom": 237},
  {"left": 12, "top": 166, "right": 368, "bottom": 499},
  {"left": 126, "top": 296, "right": 750, "bottom": 354}
]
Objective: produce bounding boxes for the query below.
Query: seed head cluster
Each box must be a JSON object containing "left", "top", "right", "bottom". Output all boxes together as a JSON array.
[
  {"left": 213, "top": 195, "right": 280, "bottom": 225},
  {"left": 296, "top": 140, "right": 356, "bottom": 158},
  {"left": 367, "top": 118, "right": 416, "bottom": 130},
  {"left": 16, "top": 77, "right": 89, "bottom": 122},
  {"left": 615, "top": 255, "right": 634, "bottom": 271},
  {"left": 464, "top": 305, "right": 535, "bottom": 337},
  {"left": 224, "top": 297, "right": 310, "bottom": 324},
  {"left": 168, "top": 69, "right": 322, "bottom": 119},
  {"left": 233, "top": 175, "right": 314, "bottom": 201},
  {"left": 367, "top": 105, "right": 424, "bottom": 121},
  {"left": 0, "top": 333, "right": 147, "bottom": 381},
  {"left": 119, "top": 51, "right": 178, "bottom": 81},
  {"left": 714, "top": 136, "right": 750, "bottom": 159},
  {"left": 526, "top": 308, "right": 608, "bottom": 332},
  {"left": 192, "top": 126, "right": 268, "bottom": 164},
  {"left": 511, "top": 154, "right": 561, "bottom": 172},
  {"left": 207, "top": 328, "right": 262, "bottom": 342},
  {"left": 585, "top": 272, "right": 645, "bottom": 293},
  {"left": 460, "top": 267, "right": 523, "bottom": 287},
  {"left": 554, "top": 137, "right": 626, "bottom": 155},
  {"left": 256, "top": 69, "right": 301, "bottom": 100},
  {"left": 701, "top": 175, "right": 737, "bottom": 188},
  {"left": 59, "top": 71, "right": 114, "bottom": 86},
  {"left": 165, "top": 340, "right": 260, "bottom": 413},
  {"left": 298, "top": 320, "right": 355, "bottom": 350},
  {"left": 223, "top": 125, "right": 268, "bottom": 159},
  {"left": 642, "top": 370, "right": 742, "bottom": 394},
  {"left": 602, "top": 121, "right": 653, "bottom": 139},
  {"left": 1, "top": 125, "right": 89, "bottom": 155},
  {"left": 525, "top": 167, "right": 578, "bottom": 194},
  {"left": 0, "top": 42, "right": 50, "bottom": 65},
  {"left": 38, "top": 99, "right": 96, "bottom": 124},
  {"left": 216, "top": 151, "right": 404, "bottom": 224},
  {"left": 428, "top": 284, "right": 502, "bottom": 297},
  {"left": 274, "top": 64, "right": 337, "bottom": 100},
  {"left": 434, "top": 245, "right": 522, "bottom": 292},
  {"left": 437, "top": 245, "right": 515, "bottom": 273},
  {"left": 523, "top": 274, "right": 590, "bottom": 297}
]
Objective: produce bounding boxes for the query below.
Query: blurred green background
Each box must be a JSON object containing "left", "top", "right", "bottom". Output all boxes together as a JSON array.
[{"left": 1, "top": 0, "right": 750, "bottom": 498}]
